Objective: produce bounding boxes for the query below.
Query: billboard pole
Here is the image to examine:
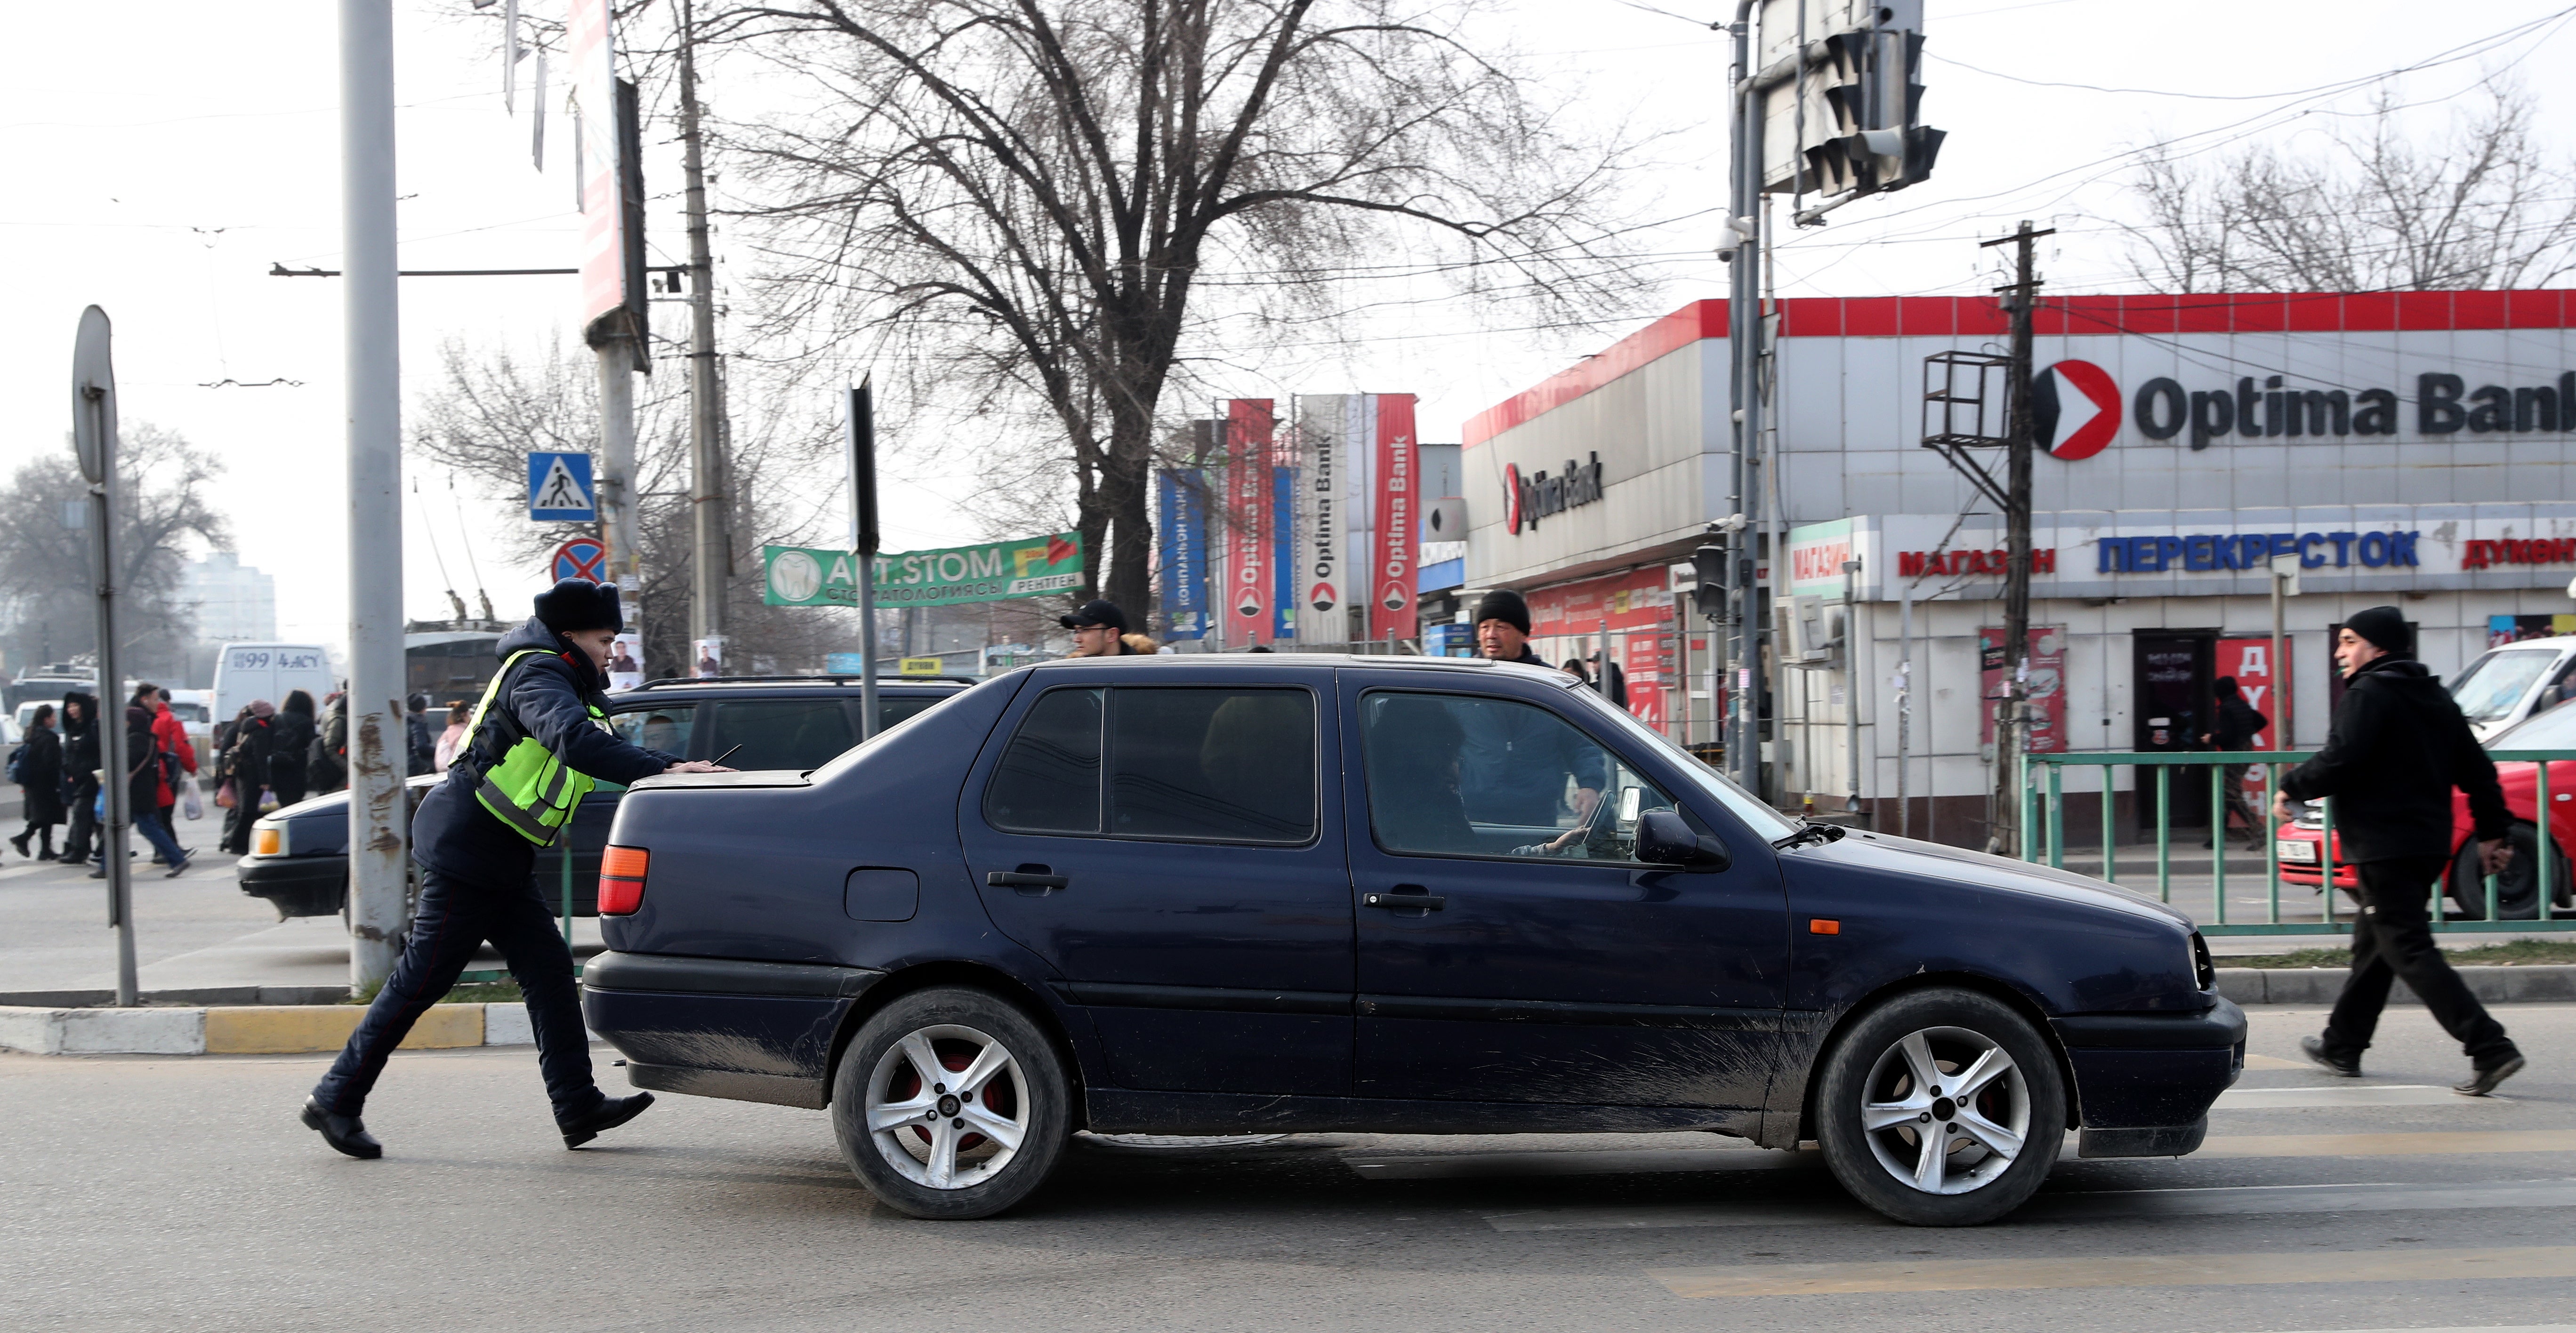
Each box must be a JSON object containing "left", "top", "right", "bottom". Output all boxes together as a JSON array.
[
  {"left": 847, "top": 380, "right": 881, "bottom": 738},
  {"left": 340, "top": 0, "right": 409, "bottom": 992},
  {"left": 72, "top": 306, "right": 137, "bottom": 1007}
]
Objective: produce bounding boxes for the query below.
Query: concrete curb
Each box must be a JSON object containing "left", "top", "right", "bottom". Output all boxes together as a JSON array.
[
  {"left": 0, "top": 1003, "right": 538, "bottom": 1056},
  {"left": 0, "top": 986, "right": 350, "bottom": 1009},
  {"left": 2213, "top": 964, "right": 2576, "bottom": 1006}
]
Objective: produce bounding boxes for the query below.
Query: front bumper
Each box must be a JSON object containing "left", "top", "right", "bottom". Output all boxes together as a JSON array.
[
  {"left": 2053, "top": 996, "right": 2246, "bottom": 1157},
  {"left": 236, "top": 854, "right": 346, "bottom": 917}
]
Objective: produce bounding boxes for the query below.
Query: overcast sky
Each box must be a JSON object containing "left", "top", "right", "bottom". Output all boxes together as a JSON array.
[{"left": 8, "top": 0, "right": 2571, "bottom": 650}]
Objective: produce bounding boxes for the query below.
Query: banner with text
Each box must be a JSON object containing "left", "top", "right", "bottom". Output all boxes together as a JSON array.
[{"left": 764, "top": 533, "right": 1082, "bottom": 608}]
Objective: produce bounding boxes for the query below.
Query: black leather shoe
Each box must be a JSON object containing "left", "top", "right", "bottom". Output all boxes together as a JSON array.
[
  {"left": 560, "top": 1092, "right": 654, "bottom": 1149},
  {"left": 2300, "top": 1035, "right": 2361, "bottom": 1077},
  {"left": 2455, "top": 1054, "right": 2526, "bottom": 1097},
  {"left": 301, "top": 1097, "right": 383, "bottom": 1159}
]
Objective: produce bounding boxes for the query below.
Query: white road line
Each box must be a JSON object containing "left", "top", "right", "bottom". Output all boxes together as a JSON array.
[
  {"left": 2215, "top": 1083, "right": 2492, "bottom": 1108},
  {"left": 1649, "top": 1244, "right": 2576, "bottom": 1297},
  {"left": 1485, "top": 1178, "right": 2576, "bottom": 1232}
]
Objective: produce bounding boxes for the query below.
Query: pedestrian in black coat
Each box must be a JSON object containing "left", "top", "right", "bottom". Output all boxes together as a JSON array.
[
  {"left": 57, "top": 691, "right": 101, "bottom": 864},
  {"left": 221, "top": 703, "right": 275, "bottom": 855},
  {"left": 2199, "top": 676, "right": 2270, "bottom": 850},
  {"left": 12, "top": 706, "right": 64, "bottom": 858},
  {"left": 2276, "top": 605, "right": 2524, "bottom": 1096},
  {"left": 269, "top": 690, "right": 316, "bottom": 808}
]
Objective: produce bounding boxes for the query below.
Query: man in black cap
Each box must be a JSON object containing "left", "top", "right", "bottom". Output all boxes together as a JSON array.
[
  {"left": 2276, "top": 605, "right": 2523, "bottom": 1095},
  {"left": 302, "top": 579, "right": 733, "bottom": 1158},
  {"left": 1061, "top": 599, "right": 1136, "bottom": 657}
]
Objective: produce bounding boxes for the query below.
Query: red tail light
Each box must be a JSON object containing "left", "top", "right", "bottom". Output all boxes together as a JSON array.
[{"left": 599, "top": 844, "right": 649, "bottom": 915}]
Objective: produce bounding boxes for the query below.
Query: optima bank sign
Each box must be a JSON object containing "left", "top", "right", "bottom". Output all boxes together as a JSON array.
[{"left": 2026, "top": 360, "right": 2575, "bottom": 458}]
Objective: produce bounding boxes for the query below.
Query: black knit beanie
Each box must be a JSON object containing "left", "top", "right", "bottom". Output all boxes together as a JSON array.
[
  {"left": 534, "top": 578, "right": 623, "bottom": 634},
  {"left": 1473, "top": 588, "right": 1531, "bottom": 635},
  {"left": 2344, "top": 605, "right": 2409, "bottom": 657}
]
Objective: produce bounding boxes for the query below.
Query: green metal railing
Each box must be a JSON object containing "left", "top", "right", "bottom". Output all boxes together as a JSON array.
[{"left": 2017, "top": 749, "right": 2573, "bottom": 936}]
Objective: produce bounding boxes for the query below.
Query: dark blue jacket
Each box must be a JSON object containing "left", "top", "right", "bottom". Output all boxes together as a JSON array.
[
  {"left": 1456, "top": 647, "right": 1609, "bottom": 826},
  {"left": 410, "top": 618, "right": 677, "bottom": 886}
]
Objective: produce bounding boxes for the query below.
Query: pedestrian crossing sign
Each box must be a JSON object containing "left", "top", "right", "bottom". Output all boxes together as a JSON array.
[{"left": 527, "top": 452, "right": 597, "bottom": 522}]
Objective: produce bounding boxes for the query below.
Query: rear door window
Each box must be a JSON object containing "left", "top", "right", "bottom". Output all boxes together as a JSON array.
[
  {"left": 1109, "top": 688, "right": 1315, "bottom": 843},
  {"left": 705, "top": 699, "right": 858, "bottom": 771},
  {"left": 983, "top": 686, "right": 1317, "bottom": 844},
  {"left": 611, "top": 704, "right": 698, "bottom": 758}
]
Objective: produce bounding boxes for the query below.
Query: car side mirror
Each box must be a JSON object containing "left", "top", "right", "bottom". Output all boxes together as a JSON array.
[{"left": 1635, "top": 808, "right": 1729, "bottom": 872}]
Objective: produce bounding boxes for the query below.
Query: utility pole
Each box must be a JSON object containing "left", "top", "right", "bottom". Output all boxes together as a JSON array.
[
  {"left": 71, "top": 307, "right": 137, "bottom": 1007},
  {"left": 678, "top": 0, "right": 731, "bottom": 652},
  {"left": 1980, "top": 219, "right": 2051, "bottom": 855},
  {"left": 341, "top": 0, "right": 409, "bottom": 991},
  {"left": 1722, "top": 0, "right": 1765, "bottom": 795}
]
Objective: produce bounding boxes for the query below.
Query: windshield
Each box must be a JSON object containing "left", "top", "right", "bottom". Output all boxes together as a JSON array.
[
  {"left": 2450, "top": 648, "right": 2560, "bottom": 725},
  {"left": 1558, "top": 681, "right": 1799, "bottom": 841}
]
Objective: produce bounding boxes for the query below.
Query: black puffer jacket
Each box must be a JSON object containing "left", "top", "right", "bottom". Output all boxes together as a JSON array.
[
  {"left": 60, "top": 692, "right": 101, "bottom": 798},
  {"left": 408, "top": 618, "right": 679, "bottom": 886},
  {"left": 2280, "top": 656, "right": 2508, "bottom": 863}
]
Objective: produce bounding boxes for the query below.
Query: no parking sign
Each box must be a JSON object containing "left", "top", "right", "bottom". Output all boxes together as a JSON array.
[{"left": 552, "top": 537, "right": 608, "bottom": 584}]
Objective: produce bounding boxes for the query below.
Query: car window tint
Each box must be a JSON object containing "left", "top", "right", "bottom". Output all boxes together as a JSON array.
[
  {"left": 707, "top": 699, "right": 856, "bottom": 771},
  {"left": 612, "top": 704, "right": 698, "bottom": 758},
  {"left": 1107, "top": 688, "right": 1314, "bottom": 843},
  {"left": 878, "top": 696, "right": 937, "bottom": 732},
  {"left": 986, "top": 688, "right": 1103, "bottom": 834},
  {"left": 1360, "top": 690, "right": 1679, "bottom": 863}
]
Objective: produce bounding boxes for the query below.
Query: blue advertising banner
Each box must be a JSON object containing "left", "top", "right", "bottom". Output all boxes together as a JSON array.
[
  {"left": 1272, "top": 464, "right": 1296, "bottom": 641},
  {"left": 1158, "top": 469, "right": 1209, "bottom": 640}
]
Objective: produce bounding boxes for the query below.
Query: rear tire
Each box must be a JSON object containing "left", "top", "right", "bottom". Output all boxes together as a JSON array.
[
  {"left": 1812, "top": 987, "right": 2065, "bottom": 1227},
  {"left": 831, "top": 987, "right": 1070, "bottom": 1220}
]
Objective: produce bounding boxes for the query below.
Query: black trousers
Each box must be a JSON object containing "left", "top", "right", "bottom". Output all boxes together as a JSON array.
[
  {"left": 311, "top": 867, "right": 606, "bottom": 1124},
  {"left": 61, "top": 782, "right": 98, "bottom": 861},
  {"left": 2324, "top": 856, "right": 2518, "bottom": 1068}
]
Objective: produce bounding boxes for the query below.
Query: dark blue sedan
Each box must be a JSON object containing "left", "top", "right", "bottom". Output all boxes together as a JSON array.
[{"left": 582, "top": 656, "right": 2242, "bottom": 1226}]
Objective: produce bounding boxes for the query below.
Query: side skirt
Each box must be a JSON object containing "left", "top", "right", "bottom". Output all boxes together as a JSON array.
[
  {"left": 1085, "top": 1088, "right": 1765, "bottom": 1140},
  {"left": 626, "top": 1060, "right": 825, "bottom": 1110}
]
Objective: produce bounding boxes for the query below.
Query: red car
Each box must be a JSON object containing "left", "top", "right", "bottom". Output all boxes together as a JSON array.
[{"left": 2273, "top": 703, "right": 2576, "bottom": 920}]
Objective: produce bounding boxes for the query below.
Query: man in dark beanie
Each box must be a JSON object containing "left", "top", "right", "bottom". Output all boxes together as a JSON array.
[
  {"left": 1460, "top": 588, "right": 1603, "bottom": 825},
  {"left": 1472, "top": 589, "right": 1543, "bottom": 666},
  {"left": 303, "top": 579, "right": 734, "bottom": 1158},
  {"left": 2276, "top": 605, "right": 2523, "bottom": 1095}
]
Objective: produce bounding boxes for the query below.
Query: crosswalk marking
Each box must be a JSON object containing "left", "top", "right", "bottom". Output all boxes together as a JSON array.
[
  {"left": 2241, "top": 1053, "right": 2309, "bottom": 1069},
  {"left": 2198, "top": 1130, "right": 2576, "bottom": 1156},
  {"left": 1648, "top": 1244, "right": 2576, "bottom": 1297},
  {"left": 1486, "top": 1179, "right": 2576, "bottom": 1232},
  {"left": 2215, "top": 1084, "right": 2487, "bottom": 1109}
]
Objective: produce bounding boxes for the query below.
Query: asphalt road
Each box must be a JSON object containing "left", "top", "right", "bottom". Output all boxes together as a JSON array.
[{"left": 3, "top": 1005, "right": 2573, "bottom": 1332}]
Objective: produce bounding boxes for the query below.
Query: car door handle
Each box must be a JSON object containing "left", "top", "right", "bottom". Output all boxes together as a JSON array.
[
  {"left": 987, "top": 871, "right": 1069, "bottom": 891},
  {"left": 1364, "top": 890, "right": 1445, "bottom": 911}
]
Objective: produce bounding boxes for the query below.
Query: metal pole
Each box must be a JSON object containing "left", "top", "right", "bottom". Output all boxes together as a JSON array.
[
  {"left": 1983, "top": 219, "right": 2049, "bottom": 853},
  {"left": 341, "top": 0, "right": 409, "bottom": 994},
  {"left": 1897, "top": 579, "right": 1913, "bottom": 840},
  {"left": 1843, "top": 558, "right": 1862, "bottom": 818},
  {"left": 1723, "top": 1, "right": 1762, "bottom": 794},
  {"left": 847, "top": 383, "right": 881, "bottom": 738},
  {"left": 679, "top": 0, "right": 730, "bottom": 651},
  {"left": 596, "top": 347, "right": 640, "bottom": 604},
  {"left": 72, "top": 309, "right": 137, "bottom": 1007}
]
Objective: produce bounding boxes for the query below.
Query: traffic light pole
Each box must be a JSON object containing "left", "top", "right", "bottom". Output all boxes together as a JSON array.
[
  {"left": 1981, "top": 220, "right": 2051, "bottom": 855},
  {"left": 1723, "top": 0, "right": 1766, "bottom": 795}
]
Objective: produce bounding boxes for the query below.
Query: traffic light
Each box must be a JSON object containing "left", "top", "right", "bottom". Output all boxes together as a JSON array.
[
  {"left": 1690, "top": 543, "right": 1729, "bottom": 621},
  {"left": 1795, "top": 9, "right": 1944, "bottom": 202}
]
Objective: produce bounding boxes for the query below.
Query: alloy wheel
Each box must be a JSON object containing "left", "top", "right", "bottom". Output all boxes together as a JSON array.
[
  {"left": 863, "top": 1023, "right": 1031, "bottom": 1190},
  {"left": 1858, "top": 1025, "right": 2031, "bottom": 1196}
]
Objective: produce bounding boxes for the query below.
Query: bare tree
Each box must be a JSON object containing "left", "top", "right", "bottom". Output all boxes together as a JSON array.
[
  {"left": 0, "top": 423, "right": 231, "bottom": 683},
  {"left": 2119, "top": 80, "right": 2576, "bottom": 293},
  {"left": 704, "top": 0, "right": 1654, "bottom": 613},
  {"left": 408, "top": 339, "right": 859, "bottom": 676}
]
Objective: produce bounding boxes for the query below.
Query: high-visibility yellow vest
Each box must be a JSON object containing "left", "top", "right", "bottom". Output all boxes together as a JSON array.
[{"left": 462, "top": 649, "right": 604, "bottom": 846}]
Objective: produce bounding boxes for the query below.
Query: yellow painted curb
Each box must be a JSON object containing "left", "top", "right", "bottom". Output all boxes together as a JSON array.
[{"left": 203, "top": 1004, "right": 484, "bottom": 1054}]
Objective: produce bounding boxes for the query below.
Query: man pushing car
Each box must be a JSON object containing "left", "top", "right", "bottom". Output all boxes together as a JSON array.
[{"left": 301, "top": 579, "right": 733, "bottom": 1158}]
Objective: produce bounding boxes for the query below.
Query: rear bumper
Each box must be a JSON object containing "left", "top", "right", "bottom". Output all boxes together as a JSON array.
[
  {"left": 2053, "top": 997, "right": 2245, "bottom": 1150},
  {"left": 235, "top": 854, "right": 345, "bottom": 917}
]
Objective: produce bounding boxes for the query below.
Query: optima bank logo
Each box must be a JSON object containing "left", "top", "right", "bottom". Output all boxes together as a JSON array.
[{"left": 2030, "top": 360, "right": 2122, "bottom": 461}]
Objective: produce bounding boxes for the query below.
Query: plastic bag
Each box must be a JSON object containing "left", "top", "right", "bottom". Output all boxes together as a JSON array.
[
  {"left": 258, "top": 787, "right": 279, "bottom": 814},
  {"left": 214, "top": 782, "right": 236, "bottom": 810},
  {"left": 181, "top": 778, "right": 204, "bottom": 822}
]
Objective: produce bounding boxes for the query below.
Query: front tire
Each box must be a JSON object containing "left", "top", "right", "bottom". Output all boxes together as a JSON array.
[
  {"left": 1813, "top": 987, "right": 2065, "bottom": 1226},
  {"left": 831, "top": 987, "right": 1071, "bottom": 1220}
]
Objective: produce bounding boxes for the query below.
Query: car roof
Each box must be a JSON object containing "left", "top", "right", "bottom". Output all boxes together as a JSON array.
[
  {"left": 1022, "top": 653, "right": 1557, "bottom": 681},
  {"left": 608, "top": 676, "right": 974, "bottom": 700}
]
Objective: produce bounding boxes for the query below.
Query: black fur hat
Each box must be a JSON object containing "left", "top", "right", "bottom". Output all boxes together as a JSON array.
[{"left": 534, "top": 578, "right": 623, "bottom": 634}]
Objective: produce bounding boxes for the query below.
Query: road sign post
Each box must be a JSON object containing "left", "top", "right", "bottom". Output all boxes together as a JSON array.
[
  {"left": 72, "top": 305, "right": 138, "bottom": 1009},
  {"left": 847, "top": 383, "right": 881, "bottom": 738}
]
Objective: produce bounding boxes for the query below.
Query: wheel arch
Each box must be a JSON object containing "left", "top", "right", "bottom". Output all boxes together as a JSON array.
[
  {"left": 1795, "top": 970, "right": 2080, "bottom": 1143},
  {"left": 821, "top": 961, "right": 1088, "bottom": 1129}
]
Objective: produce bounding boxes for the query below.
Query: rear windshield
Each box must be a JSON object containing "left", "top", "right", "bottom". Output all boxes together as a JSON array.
[{"left": 2450, "top": 649, "right": 2560, "bottom": 725}]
